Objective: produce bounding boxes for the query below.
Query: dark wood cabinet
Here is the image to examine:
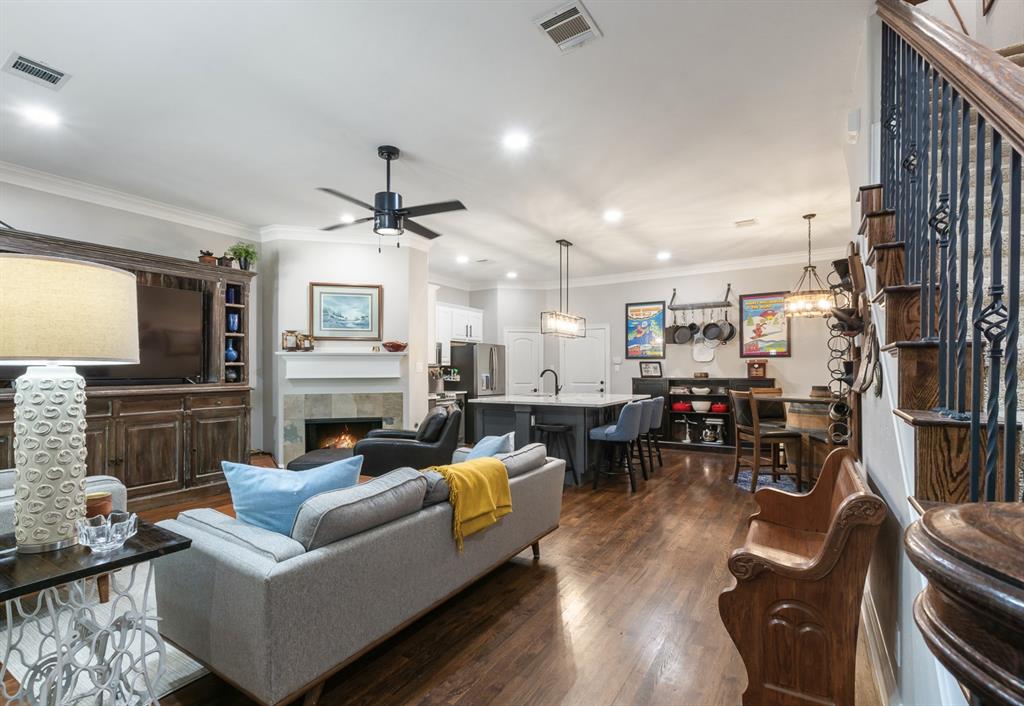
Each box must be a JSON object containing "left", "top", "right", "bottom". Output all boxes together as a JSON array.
[
  {"left": 0, "top": 421, "right": 12, "bottom": 470},
  {"left": 190, "top": 404, "right": 247, "bottom": 486},
  {"left": 118, "top": 411, "right": 186, "bottom": 498},
  {"left": 84, "top": 418, "right": 114, "bottom": 477}
]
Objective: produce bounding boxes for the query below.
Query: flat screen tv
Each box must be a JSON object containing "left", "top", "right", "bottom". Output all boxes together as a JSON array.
[{"left": 0, "top": 285, "right": 205, "bottom": 385}]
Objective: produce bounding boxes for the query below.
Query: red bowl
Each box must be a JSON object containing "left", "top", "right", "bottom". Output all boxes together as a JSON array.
[
  {"left": 710, "top": 403, "right": 729, "bottom": 413},
  {"left": 382, "top": 341, "right": 408, "bottom": 352},
  {"left": 672, "top": 402, "right": 693, "bottom": 412}
]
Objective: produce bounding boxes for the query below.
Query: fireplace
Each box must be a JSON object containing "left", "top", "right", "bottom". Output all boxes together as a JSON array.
[{"left": 305, "top": 417, "right": 384, "bottom": 452}]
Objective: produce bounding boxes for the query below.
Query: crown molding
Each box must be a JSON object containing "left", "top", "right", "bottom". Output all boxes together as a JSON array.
[
  {"left": 0, "top": 160, "right": 257, "bottom": 239},
  {"left": 433, "top": 245, "right": 850, "bottom": 292},
  {"left": 259, "top": 224, "right": 434, "bottom": 252}
]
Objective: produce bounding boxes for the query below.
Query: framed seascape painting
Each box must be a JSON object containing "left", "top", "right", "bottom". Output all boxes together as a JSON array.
[
  {"left": 625, "top": 301, "right": 665, "bottom": 359},
  {"left": 309, "top": 283, "right": 383, "bottom": 341},
  {"left": 739, "top": 292, "right": 791, "bottom": 358}
]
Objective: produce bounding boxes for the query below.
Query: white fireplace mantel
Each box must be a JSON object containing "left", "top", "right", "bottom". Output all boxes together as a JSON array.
[{"left": 275, "top": 351, "right": 406, "bottom": 380}]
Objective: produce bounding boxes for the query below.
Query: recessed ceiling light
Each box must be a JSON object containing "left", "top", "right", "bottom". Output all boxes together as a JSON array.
[
  {"left": 339, "top": 213, "right": 356, "bottom": 224},
  {"left": 18, "top": 105, "right": 60, "bottom": 127},
  {"left": 603, "top": 208, "right": 623, "bottom": 223},
  {"left": 656, "top": 251, "right": 671, "bottom": 261},
  {"left": 502, "top": 130, "right": 530, "bottom": 152},
  {"left": 506, "top": 271, "right": 518, "bottom": 279},
  {"left": 456, "top": 254, "right": 470, "bottom": 264}
]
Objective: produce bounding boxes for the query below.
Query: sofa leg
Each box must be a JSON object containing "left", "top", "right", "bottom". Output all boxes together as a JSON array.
[
  {"left": 303, "top": 681, "right": 325, "bottom": 706},
  {"left": 531, "top": 541, "right": 540, "bottom": 559}
]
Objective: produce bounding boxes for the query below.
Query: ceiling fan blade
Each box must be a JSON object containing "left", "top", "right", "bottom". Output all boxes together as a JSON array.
[
  {"left": 403, "top": 219, "right": 443, "bottom": 240},
  {"left": 321, "top": 216, "right": 373, "bottom": 231},
  {"left": 400, "top": 200, "right": 466, "bottom": 218},
  {"left": 316, "top": 187, "right": 375, "bottom": 211}
]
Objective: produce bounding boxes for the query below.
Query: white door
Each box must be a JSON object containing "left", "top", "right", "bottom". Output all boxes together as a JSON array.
[
  {"left": 504, "top": 328, "right": 544, "bottom": 394},
  {"left": 559, "top": 325, "right": 610, "bottom": 394}
]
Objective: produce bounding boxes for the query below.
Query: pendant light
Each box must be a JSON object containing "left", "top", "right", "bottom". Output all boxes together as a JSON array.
[
  {"left": 783, "top": 213, "right": 833, "bottom": 318},
  {"left": 541, "top": 239, "right": 586, "bottom": 337}
]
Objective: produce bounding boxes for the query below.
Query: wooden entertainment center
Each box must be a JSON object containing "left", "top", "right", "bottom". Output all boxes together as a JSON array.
[{"left": 0, "top": 228, "right": 254, "bottom": 510}]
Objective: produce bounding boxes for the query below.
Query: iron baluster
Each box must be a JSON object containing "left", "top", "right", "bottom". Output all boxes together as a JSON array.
[
  {"left": 979, "top": 131, "right": 1005, "bottom": 501},
  {"left": 933, "top": 79, "right": 951, "bottom": 405},
  {"left": 1005, "top": 149, "right": 1021, "bottom": 502},
  {"left": 969, "top": 116, "right": 986, "bottom": 502},
  {"left": 956, "top": 101, "right": 971, "bottom": 417},
  {"left": 943, "top": 91, "right": 960, "bottom": 415},
  {"left": 925, "top": 70, "right": 939, "bottom": 345},
  {"left": 904, "top": 48, "right": 920, "bottom": 282}
]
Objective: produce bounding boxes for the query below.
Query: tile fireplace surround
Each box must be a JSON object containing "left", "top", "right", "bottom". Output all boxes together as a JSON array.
[{"left": 282, "top": 392, "right": 403, "bottom": 465}]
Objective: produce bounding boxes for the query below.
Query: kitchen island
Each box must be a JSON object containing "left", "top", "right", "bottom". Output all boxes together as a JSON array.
[{"left": 468, "top": 393, "right": 650, "bottom": 482}]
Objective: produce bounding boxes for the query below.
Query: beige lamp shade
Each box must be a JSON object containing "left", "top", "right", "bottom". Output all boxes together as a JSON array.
[{"left": 0, "top": 254, "right": 140, "bottom": 364}]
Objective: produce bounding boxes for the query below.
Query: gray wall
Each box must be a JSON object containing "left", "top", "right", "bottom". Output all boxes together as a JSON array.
[
  {"left": 434, "top": 284, "right": 470, "bottom": 307},
  {"left": 0, "top": 181, "right": 264, "bottom": 445}
]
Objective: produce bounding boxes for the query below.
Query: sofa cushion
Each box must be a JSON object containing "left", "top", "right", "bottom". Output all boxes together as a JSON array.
[
  {"left": 177, "top": 508, "right": 305, "bottom": 562},
  {"left": 223, "top": 455, "right": 363, "bottom": 535},
  {"left": 421, "top": 470, "right": 450, "bottom": 506},
  {"left": 494, "top": 443, "right": 548, "bottom": 478},
  {"left": 466, "top": 432, "right": 515, "bottom": 460},
  {"left": 416, "top": 407, "right": 448, "bottom": 442},
  {"left": 291, "top": 467, "right": 427, "bottom": 550}
]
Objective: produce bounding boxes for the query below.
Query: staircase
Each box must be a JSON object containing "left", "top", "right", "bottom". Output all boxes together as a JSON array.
[{"left": 865, "top": 1, "right": 1023, "bottom": 506}]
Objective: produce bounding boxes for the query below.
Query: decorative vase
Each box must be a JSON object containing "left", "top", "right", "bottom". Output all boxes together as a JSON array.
[
  {"left": 217, "top": 256, "right": 234, "bottom": 268},
  {"left": 85, "top": 491, "right": 113, "bottom": 518},
  {"left": 225, "top": 368, "right": 239, "bottom": 383},
  {"left": 226, "top": 288, "right": 237, "bottom": 304},
  {"left": 225, "top": 339, "right": 239, "bottom": 363},
  {"left": 238, "top": 258, "right": 251, "bottom": 271},
  {"left": 227, "top": 313, "right": 240, "bottom": 333},
  {"left": 198, "top": 254, "right": 216, "bottom": 265}
]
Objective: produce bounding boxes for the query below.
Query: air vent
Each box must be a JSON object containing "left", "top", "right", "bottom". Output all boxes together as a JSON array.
[
  {"left": 733, "top": 218, "right": 759, "bottom": 228},
  {"left": 3, "top": 53, "right": 71, "bottom": 90},
  {"left": 534, "top": 2, "right": 602, "bottom": 53}
]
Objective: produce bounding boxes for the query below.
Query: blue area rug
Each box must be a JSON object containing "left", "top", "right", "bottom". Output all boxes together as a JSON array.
[{"left": 734, "top": 469, "right": 800, "bottom": 494}]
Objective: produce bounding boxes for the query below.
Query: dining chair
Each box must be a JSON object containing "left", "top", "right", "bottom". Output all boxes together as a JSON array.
[{"left": 730, "top": 389, "right": 803, "bottom": 493}]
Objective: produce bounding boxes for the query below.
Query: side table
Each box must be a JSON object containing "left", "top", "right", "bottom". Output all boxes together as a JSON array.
[{"left": 0, "top": 521, "right": 191, "bottom": 705}]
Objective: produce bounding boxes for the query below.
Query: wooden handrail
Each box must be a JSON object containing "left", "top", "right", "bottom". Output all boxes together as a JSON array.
[{"left": 877, "top": 0, "right": 1024, "bottom": 155}]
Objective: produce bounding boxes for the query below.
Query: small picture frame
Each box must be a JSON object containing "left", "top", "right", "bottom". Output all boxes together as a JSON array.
[{"left": 639, "top": 361, "right": 663, "bottom": 378}]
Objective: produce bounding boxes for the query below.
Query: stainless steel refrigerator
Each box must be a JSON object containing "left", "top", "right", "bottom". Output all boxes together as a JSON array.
[{"left": 448, "top": 342, "right": 505, "bottom": 441}]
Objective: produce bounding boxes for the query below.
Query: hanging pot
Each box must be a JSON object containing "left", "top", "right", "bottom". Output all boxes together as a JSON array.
[
  {"left": 665, "top": 310, "right": 681, "bottom": 345},
  {"left": 702, "top": 310, "right": 723, "bottom": 341},
  {"left": 674, "top": 311, "right": 694, "bottom": 344},
  {"left": 718, "top": 308, "right": 737, "bottom": 343}
]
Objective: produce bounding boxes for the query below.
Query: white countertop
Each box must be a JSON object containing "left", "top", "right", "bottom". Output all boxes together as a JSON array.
[{"left": 468, "top": 393, "right": 649, "bottom": 408}]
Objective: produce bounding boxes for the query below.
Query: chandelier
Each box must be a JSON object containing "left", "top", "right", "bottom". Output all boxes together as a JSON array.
[
  {"left": 784, "top": 213, "right": 833, "bottom": 318},
  {"left": 540, "top": 239, "right": 586, "bottom": 338}
]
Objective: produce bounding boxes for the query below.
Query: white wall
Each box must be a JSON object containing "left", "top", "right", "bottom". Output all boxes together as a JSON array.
[
  {"left": 918, "top": 0, "right": 1024, "bottom": 50},
  {"left": 0, "top": 180, "right": 265, "bottom": 445},
  {"left": 434, "top": 284, "right": 470, "bottom": 307},
  {"left": 260, "top": 230, "right": 430, "bottom": 452}
]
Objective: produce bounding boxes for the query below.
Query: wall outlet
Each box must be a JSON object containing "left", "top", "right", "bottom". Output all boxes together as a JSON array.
[
  {"left": 612, "top": 356, "right": 623, "bottom": 365},
  {"left": 415, "top": 361, "right": 425, "bottom": 373}
]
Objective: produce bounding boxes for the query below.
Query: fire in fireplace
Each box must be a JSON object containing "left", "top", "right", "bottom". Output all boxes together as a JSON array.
[{"left": 305, "top": 417, "right": 384, "bottom": 452}]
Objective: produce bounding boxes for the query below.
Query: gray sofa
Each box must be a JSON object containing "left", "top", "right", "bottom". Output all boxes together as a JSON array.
[
  {"left": 153, "top": 443, "right": 565, "bottom": 706},
  {"left": 0, "top": 469, "right": 127, "bottom": 534}
]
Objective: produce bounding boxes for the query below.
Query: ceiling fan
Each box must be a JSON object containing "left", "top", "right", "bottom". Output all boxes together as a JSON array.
[{"left": 318, "top": 145, "right": 466, "bottom": 244}]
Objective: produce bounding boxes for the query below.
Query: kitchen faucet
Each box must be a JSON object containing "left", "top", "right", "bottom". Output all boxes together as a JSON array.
[{"left": 539, "top": 368, "right": 562, "bottom": 395}]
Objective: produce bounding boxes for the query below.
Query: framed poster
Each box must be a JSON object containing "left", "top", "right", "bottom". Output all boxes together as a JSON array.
[
  {"left": 739, "top": 292, "right": 791, "bottom": 358},
  {"left": 309, "top": 282, "right": 383, "bottom": 341},
  {"left": 625, "top": 301, "right": 665, "bottom": 359}
]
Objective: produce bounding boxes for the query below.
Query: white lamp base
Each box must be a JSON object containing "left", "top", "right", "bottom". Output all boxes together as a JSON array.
[{"left": 12, "top": 365, "right": 88, "bottom": 554}]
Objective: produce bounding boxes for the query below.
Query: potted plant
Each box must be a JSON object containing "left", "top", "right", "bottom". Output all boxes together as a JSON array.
[
  {"left": 227, "top": 242, "right": 258, "bottom": 271},
  {"left": 198, "top": 250, "right": 217, "bottom": 265},
  {"left": 216, "top": 253, "right": 235, "bottom": 267}
]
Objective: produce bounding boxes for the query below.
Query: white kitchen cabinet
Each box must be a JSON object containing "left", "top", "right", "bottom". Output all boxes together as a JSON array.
[
  {"left": 437, "top": 303, "right": 484, "bottom": 352},
  {"left": 436, "top": 305, "right": 454, "bottom": 364}
]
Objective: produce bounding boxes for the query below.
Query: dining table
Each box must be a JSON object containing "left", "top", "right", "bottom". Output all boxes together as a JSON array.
[{"left": 768, "top": 394, "right": 836, "bottom": 485}]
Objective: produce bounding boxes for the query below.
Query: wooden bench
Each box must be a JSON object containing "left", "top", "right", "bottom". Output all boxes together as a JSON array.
[{"left": 719, "top": 448, "right": 886, "bottom": 706}]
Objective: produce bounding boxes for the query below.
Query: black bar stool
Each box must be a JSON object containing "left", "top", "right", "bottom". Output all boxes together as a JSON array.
[{"left": 533, "top": 423, "right": 580, "bottom": 485}]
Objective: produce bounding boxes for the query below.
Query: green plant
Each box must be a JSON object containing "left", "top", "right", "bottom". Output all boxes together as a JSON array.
[{"left": 227, "top": 242, "right": 258, "bottom": 263}]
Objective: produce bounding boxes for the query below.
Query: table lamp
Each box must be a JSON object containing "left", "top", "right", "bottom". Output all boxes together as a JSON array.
[{"left": 0, "top": 255, "right": 138, "bottom": 553}]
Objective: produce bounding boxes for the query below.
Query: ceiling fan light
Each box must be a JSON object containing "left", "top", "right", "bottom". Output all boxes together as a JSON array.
[{"left": 374, "top": 212, "right": 403, "bottom": 236}]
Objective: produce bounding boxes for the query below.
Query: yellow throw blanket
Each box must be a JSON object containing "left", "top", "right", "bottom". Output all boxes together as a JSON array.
[{"left": 426, "top": 458, "right": 512, "bottom": 551}]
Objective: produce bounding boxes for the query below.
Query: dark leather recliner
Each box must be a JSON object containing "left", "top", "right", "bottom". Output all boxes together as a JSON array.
[{"left": 353, "top": 406, "right": 463, "bottom": 476}]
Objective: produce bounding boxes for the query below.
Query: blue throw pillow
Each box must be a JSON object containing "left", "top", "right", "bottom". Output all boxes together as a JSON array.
[
  {"left": 466, "top": 432, "right": 515, "bottom": 460},
  {"left": 222, "top": 456, "right": 363, "bottom": 535}
]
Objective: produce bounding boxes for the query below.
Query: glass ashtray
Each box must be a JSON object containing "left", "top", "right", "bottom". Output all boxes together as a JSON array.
[{"left": 76, "top": 511, "right": 138, "bottom": 553}]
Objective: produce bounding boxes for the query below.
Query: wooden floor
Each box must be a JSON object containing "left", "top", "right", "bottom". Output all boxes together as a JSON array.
[{"left": 153, "top": 450, "right": 883, "bottom": 706}]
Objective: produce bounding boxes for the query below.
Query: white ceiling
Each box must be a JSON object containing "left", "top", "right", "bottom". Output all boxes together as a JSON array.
[{"left": 0, "top": 0, "right": 872, "bottom": 287}]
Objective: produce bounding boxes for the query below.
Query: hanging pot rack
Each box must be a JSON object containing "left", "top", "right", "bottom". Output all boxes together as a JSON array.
[{"left": 668, "top": 284, "right": 733, "bottom": 312}]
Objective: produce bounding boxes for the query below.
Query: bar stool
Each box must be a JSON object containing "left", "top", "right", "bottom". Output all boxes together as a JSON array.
[
  {"left": 533, "top": 423, "right": 580, "bottom": 485},
  {"left": 646, "top": 396, "right": 665, "bottom": 469},
  {"left": 730, "top": 389, "right": 803, "bottom": 492},
  {"left": 589, "top": 401, "right": 644, "bottom": 491},
  {"left": 629, "top": 400, "right": 653, "bottom": 481}
]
